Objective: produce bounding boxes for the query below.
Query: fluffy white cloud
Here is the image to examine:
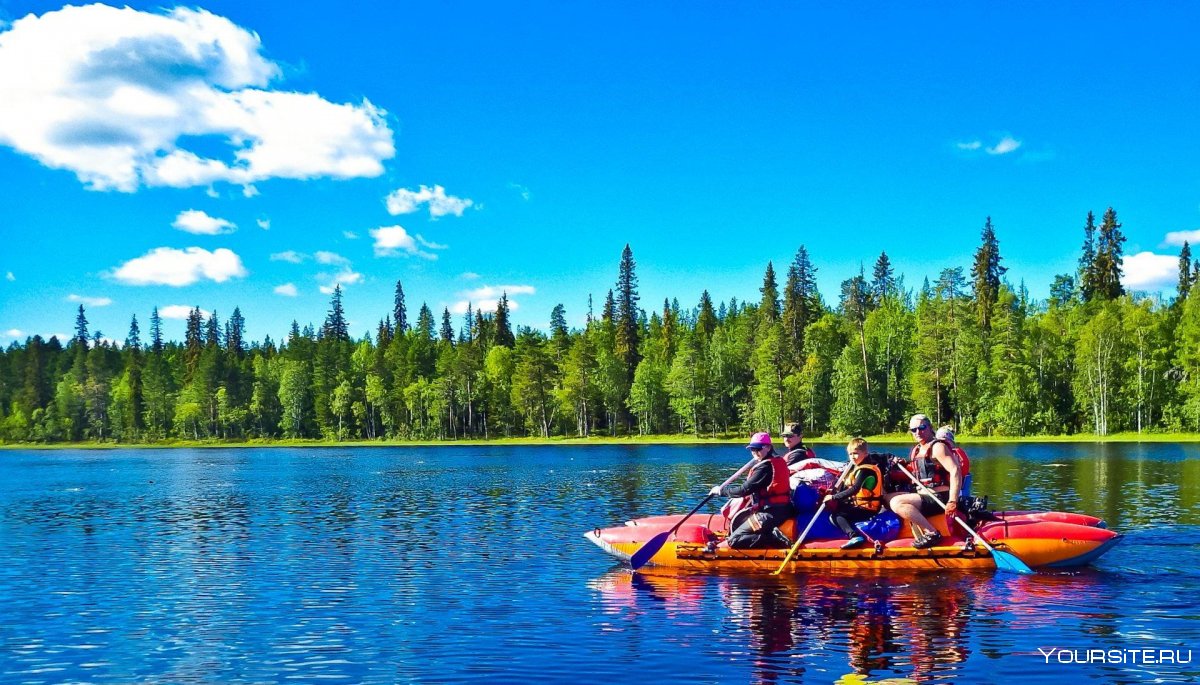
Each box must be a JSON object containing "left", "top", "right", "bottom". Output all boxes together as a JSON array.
[
  {"left": 257, "top": 218, "right": 271, "bottom": 230},
  {"left": 370, "top": 225, "right": 444, "bottom": 259},
  {"left": 67, "top": 294, "right": 113, "bottom": 307},
  {"left": 385, "top": 184, "right": 474, "bottom": 218},
  {"left": 318, "top": 270, "right": 363, "bottom": 294},
  {"left": 1122, "top": 251, "right": 1178, "bottom": 292},
  {"left": 270, "top": 250, "right": 305, "bottom": 263},
  {"left": 956, "top": 140, "right": 982, "bottom": 151},
  {"left": 274, "top": 283, "right": 297, "bottom": 297},
  {"left": 1164, "top": 229, "right": 1200, "bottom": 247},
  {"left": 158, "top": 304, "right": 210, "bottom": 319},
  {"left": 4, "top": 328, "right": 24, "bottom": 338},
  {"left": 450, "top": 284, "right": 535, "bottom": 314},
  {"left": 314, "top": 251, "right": 350, "bottom": 266},
  {"left": 986, "top": 136, "right": 1021, "bottom": 155},
  {"left": 112, "top": 246, "right": 247, "bottom": 286},
  {"left": 173, "top": 209, "right": 236, "bottom": 235},
  {"left": 0, "top": 4, "right": 393, "bottom": 192}
]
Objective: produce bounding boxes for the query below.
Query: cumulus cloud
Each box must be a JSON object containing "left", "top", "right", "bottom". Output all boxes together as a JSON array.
[
  {"left": 112, "top": 246, "right": 247, "bottom": 286},
  {"left": 270, "top": 250, "right": 305, "bottom": 263},
  {"left": 317, "top": 270, "right": 363, "bottom": 295},
  {"left": 1164, "top": 229, "right": 1200, "bottom": 247},
  {"left": 1122, "top": 251, "right": 1178, "bottom": 292},
  {"left": 385, "top": 184, "right": 474, "bottom": 218},
  {"left": 274, "top": 283, "right": 297, "bottom": 296},
  {"left": 159, "top": 304, "right": 210, "bottom": 319},
  {"left": 986, "top": 136, "right": 1021, "bottom": 155},
  {"left": 0, "top": 4, "right": 394, "bottom": 192},
  {"left": 370, "top": 225, "right": 444, "bottom": 259},
  {"left": 67, "top": 294, "right": 113, "bottom": 307},
  {"left": 173, "top": 209, "right": 236, "bottom": 235},
  {"left": 450, "top": 284, "right": 535, "bottom": 315},
  {"left": 314, "top": 250, "right": 350, "bottom": 266}
]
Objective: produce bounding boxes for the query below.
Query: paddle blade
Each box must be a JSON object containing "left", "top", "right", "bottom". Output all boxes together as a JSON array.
[
  {"left": 630, "top": 531, "right": 670, "bottom": 570},
  {"left": 991, "top": 549, "right": 1035, "bottom": 575}
]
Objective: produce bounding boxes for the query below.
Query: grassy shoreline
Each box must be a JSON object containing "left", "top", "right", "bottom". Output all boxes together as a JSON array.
[{"left": 6, "top": 431, "right": 1200, "bottom": 450}]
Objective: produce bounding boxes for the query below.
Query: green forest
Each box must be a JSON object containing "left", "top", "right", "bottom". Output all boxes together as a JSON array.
[{"left": 4, "top": 207, "right": 1200, "bottom": 445}]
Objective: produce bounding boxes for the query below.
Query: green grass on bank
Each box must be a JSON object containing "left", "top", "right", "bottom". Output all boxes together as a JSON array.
[{"left": 7, "top": 430, "right": 1200, "bottom": 450}]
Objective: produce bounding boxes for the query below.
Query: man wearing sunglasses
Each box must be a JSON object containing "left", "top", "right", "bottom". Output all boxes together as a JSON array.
[{"left": 883, "top": 414, "right": 963, "bottom": 549}]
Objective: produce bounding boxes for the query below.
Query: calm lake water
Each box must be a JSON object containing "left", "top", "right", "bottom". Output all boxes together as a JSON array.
[{"left": 2, "top": 443, "right": 1198, "bottom": 683}]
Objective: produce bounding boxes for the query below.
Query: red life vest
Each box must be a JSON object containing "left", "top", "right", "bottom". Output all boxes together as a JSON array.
[
  {"left": 952, "top": 446, "right": 970, "bottom": 475},
  {"left": 753, "top": 456, "right": 792, "bottom": 508},
  {"left": 908, "top": 439, "right": 958, "bottom": 488}
]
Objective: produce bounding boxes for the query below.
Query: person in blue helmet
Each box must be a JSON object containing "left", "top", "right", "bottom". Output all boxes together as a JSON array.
[{"left": 710, "top": 432, "right": 796, "bottom": 549}]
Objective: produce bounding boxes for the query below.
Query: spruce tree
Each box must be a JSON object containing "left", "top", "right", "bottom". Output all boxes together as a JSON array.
[
  {"left": 872, "top": 251, "right": 895, "bottom": 302},
  {"left": 440, "top": 307, "right": 454, "bottom": 343},
  {"left": 782, "top": 245, "right": 819, "bottom": 362},
  {"left": 494, "top": 295, "right": 515, "bottom": 347},
  {"left": 149, "top": 307, "right": 164, "bottom": 354},
  {"left": 226, "top": 307, "right": 246, "bottom": 357},
  {"left": 759, "top": 261, "right": 779, "bottom": 326},
  {"left": 1079, "top": 211, "right": 1099, "bottom": 302},
  {"left": 1094, "top": 207, "right": 1126, "bottom": 300},
  {"left": 393, "top": 280, "right": 409, "bottom": 333},
  {"left": 696, "top": 290, "right": 717, "bottom": 342},
  {"left": 971, "top": 217, "right": 1006, "bottom": 331},
  {"left": 125, "top": 315, "right": 141, "bottom": 351},
  {"left": 323, "top": 285, "right": 349, "bottom": 341},
  {"left": 73, "top": 305, "right": 89, "bottom": 350},
  {"left": 1179, "top": 241, "right": 1194, "bottom": 303},
  {"left": 614, "top": 244, "right": 641, "bottom": 377}
]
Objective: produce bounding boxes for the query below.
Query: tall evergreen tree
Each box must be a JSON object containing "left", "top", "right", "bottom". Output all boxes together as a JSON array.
[
  {"left": 614, "top": 244, "right": 641, "bottom": 377},
  {"left": 73, "top": 305, "right": 89, "bottom": 350},
  {"left": 205, "top": 311, "right": 221, "bottom": 348},
  {"left": 696, "top": 290, "right": 717, "bottom": 342},
  {"left": 782, "top": 245, "right": 819, "bottom": 363},
  {"left": 759, "top": 261, "right": 779, "bottom": 326},
  {"left": 125, "top": 315, "right": 141, "bottom": 351},
  {"left": 1181, "top": 241, "right": 1196, "bottom": 303},
  {"left": 494, "top": 294, "right": 515, "bottom": 347},
  {"left": 1094, "top": 207, "right": 1126, "bottom": 300},
  {"left": 226, "top": 307, "right": 246, "bottom": 356},
  {"left": 149, "top": 306, "right": 164, "bottom": 354},
  {"left": 323, "top": 286, "right": 349, "bottom": 341},
  {"left": 871, "top": 251, "right": 895, "bottom": 302},
  {"left": 393, "top": 280, "right": 409, "bottom": 333},
  {"left": 971, "top": 216, "right": 1006, "bottom": 331},
  {"left": 440, "top": 307, "right": 455, "bottom": 343},
  {"left": 1079, "top": 211, "right": 1099, "bottom": 302}
]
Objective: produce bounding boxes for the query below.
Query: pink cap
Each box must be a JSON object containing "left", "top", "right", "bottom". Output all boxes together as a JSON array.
[{"left": 746, "top": 432, "right": 772, "bottom": 449}]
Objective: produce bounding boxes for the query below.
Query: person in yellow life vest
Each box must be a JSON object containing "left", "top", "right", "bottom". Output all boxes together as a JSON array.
[{"left": 823, "top": 437, "right": 884, "bottom": 549}]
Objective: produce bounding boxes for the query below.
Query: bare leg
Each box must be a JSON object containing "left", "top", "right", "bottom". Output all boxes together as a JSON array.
[{"left": 885, "top": 493, "right": 936, "bottom": 535}]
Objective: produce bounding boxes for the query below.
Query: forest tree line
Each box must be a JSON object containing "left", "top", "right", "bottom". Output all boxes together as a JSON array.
[{"left": 5, "top": 207, "right": 1200, "bottom": 444}]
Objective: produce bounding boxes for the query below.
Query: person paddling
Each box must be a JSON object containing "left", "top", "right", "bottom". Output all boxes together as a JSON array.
[
  {"left": 824, "top": 438, "right": 885, "bottom": 549},
  {"left": 884, "top": 414, "right": 963, "bottom": 549},
  {"left": 710, "top": 432, "right": 795, "bottom": 549}
]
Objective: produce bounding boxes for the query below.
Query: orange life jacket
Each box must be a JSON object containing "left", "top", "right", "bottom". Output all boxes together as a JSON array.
[
  {"left": 753, "top": 456, "right": 792, "bottom": 508},
  {"left": 850, "top": 462, "right": 884, "bottom": 512}
]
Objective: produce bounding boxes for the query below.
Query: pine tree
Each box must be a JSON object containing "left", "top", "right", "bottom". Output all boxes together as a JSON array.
[
  {"left": 759, "top": 261, "right": 779, "bottom": 326},
  {"left": 1178, "top": 241, "right": 1193, "bottom": 303},
  {"left": 73, "top": 305, "right": 89, "bottom": 350},
  {"left": 205, "top": 311, "right": 221, "bottom": 348},
  {"left": 696, "top": 290, "right": 717, "bottom": 342},
  {"left": 125, "top": 315, "right": 141, "bottom": 351},
  {"left": 440, "top": 307, "right": 454, "bottom": 343},
  {"left": 1094, "top": 207, "right": 1126, "bottom": 300},
  {"left": 323, "top": 285, "right": 349, "bottom": 341},
  {"left": 782, "top": 245, "right": 819, "bottom": 364},
  {"left": 494, "top": 293, "right": 515, "bottom": 347},
  {"left": 871, "top": 251, "right": 895, "bottom": 302},
  {"left": 1079, "top": 211, "right": 1099, "bottom": 302},
  {"left": 971, "top": 217, "right": 1006, "bottom": 331},
  {"left": 226, "top": 307, "right": 246, "bottom": 356},
  {"left": 614, "top": 244, "right": 641, "bottom": 378},
  {"left": 149, "top": 306, "right": 164, "bottom": 354},
  {"left": 393, "top": 280, "right": 409, "bottom": 333}
]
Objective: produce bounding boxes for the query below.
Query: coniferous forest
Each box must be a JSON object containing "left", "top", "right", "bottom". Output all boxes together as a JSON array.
[{"left": 5, "top": 208, "right": 1200, "bottom": 444}]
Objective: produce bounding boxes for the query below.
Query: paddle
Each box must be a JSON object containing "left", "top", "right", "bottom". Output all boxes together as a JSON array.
[
  {"left": 629, "top": 456, "right": 757, "bottom": 571},
  {"left": 898, "top": 465, "right": 1034, "bottom": 574},
  {"left": 771, "top": 462, "right": 854, "bottom": 575}
]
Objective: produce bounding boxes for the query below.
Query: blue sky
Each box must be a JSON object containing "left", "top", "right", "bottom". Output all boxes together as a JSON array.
[{"left": 1, "top": 2, "right": 1198, "bottom": 344}]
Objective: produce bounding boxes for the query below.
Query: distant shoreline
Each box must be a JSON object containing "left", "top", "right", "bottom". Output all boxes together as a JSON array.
[{"left": 6, "top": 432, "right": 1200, "bottom": 450}]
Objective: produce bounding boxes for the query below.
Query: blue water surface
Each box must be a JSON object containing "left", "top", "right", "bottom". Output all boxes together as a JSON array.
[{"left": 1, "top": 444, "right": 1198, "bottom": 683}]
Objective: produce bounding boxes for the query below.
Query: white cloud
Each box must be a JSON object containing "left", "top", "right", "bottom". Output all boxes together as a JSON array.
[
  {"left": 67, "top": 294, "right": 113, "bottom": 307},
  {"left": 172, "top": 209, "right": 236, "bottom": 235},
  {"left": 385, "top": 184, "right": 474, "bottom": 218},
  {"left": 986, "top": 136, "right": 1021, "bottom": 155},
  {"left": 112, "top": 246, "right": 247, "bottom": 286},
  {"left": 460, "top": 271, "right": 480, "bottom": 280},
  {"left": 0, "top": 4, "right": 394, "bottom": 192},
  {"left": 1122, "top": 251, "right": 1178, "bottom": 292},
  {"left": 508, "top": 182, "right": 531, "bottom": 201},
  {"left": 370, "top": 225, "right": 443, "bottom": 259},
  {"left": 1163, "top": 229, "right": 1200, "bottom": 247},
  {"left": 956, "top": 140, "right": 982, "bottom": 150},
  {"left": 274, "top": 283, "right": 297, "bottom": 297},
  {"left": 242, "top": 184, "right": 259, "bottom": 198},
  {"left": 314, "top": 250, "right": 350, "bottom": 266},
  {"left": 256, "top": 218, "right": 270, "bottom": 230},
  {"left": 342, "top": 230, "right": 359, "bottom": 240},
  {"left": 450, "top": 284, "right": 535, "bottom": 315},
  {"left": 318, "top": 270, "right": 363, "bottom": 294},
  {"left": 270, "top": 250, "right": 305, "bottom": 263},
  {"left": 5, "top": 271, "right": 13, "bottom": 281},
  {"left": 159, "top": 304, "right": 210, "bottom": 319},
  {"left": 4, "top": 328, "right": 24, "bottom": 338}
]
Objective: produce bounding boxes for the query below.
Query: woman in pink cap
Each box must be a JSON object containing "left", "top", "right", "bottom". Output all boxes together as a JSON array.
[{"left": 709, "top": 432, "right": 796, "bottom": 548}]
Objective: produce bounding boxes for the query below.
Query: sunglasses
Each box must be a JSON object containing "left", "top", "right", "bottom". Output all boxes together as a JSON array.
[{"left": 909, "top": 424, "right": 928, "bottom": 433}]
